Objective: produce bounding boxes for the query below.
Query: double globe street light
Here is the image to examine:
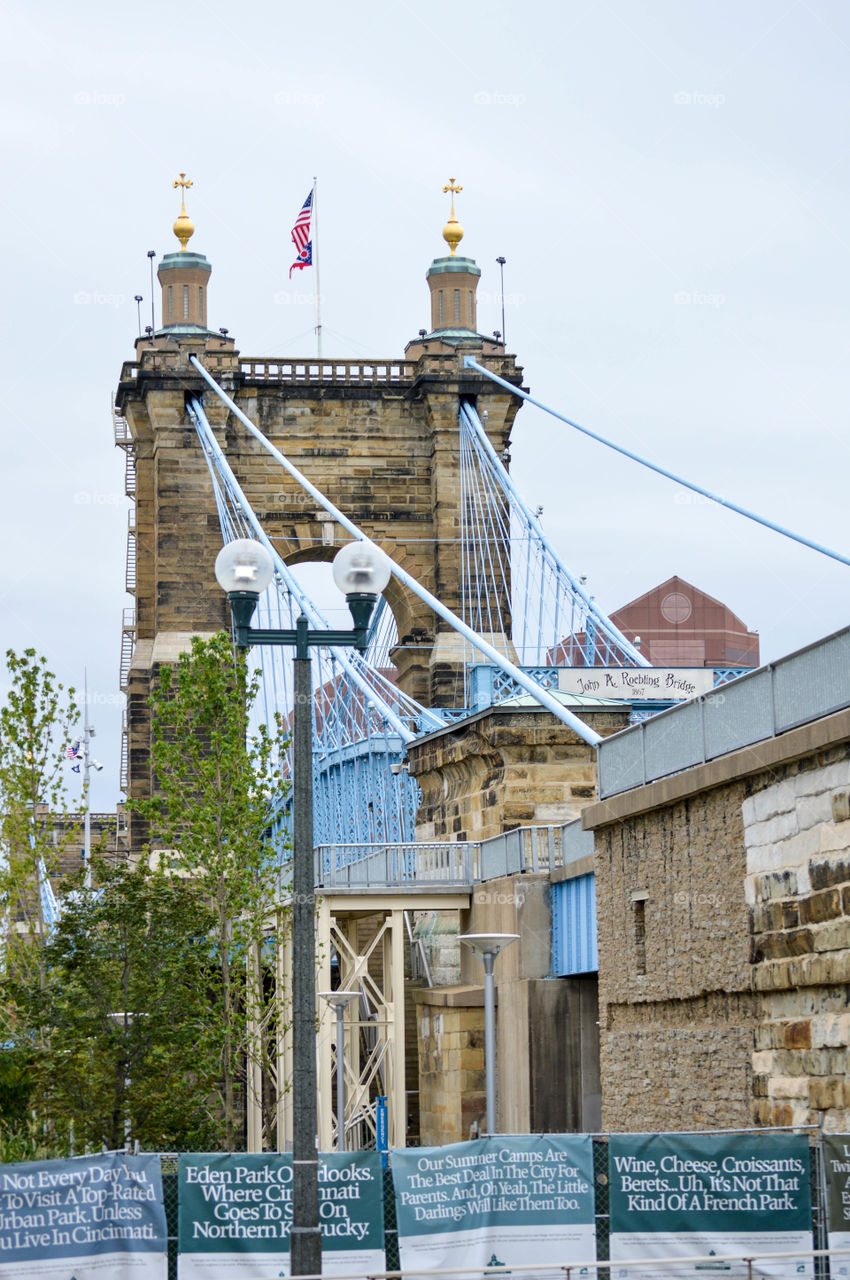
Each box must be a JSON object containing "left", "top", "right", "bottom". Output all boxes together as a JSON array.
[{"left": 215, "top": 537, "right": 392, "bottom": 1277}]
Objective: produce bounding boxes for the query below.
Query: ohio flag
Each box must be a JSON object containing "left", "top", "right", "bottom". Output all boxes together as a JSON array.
[{"left": 289, "top": 190, "right": 313, "bottom": 277}]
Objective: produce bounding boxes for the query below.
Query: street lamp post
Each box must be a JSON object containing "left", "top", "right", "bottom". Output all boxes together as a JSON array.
[
  {"left": 458, "top": 933, "right": 519, "bottom": 1135},
  {"left": 319, "top": 990, "right": 360, "bottom": 1151},
  {"left": 215, "top": 538, "right": 391, "bottom": 1277}
]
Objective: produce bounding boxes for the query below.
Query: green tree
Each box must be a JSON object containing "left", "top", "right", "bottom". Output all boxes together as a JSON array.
[
  {"left": 131, "top": 632, "right": 285, "bottom": 1150},
  {"left": 11, "top": 858, "right": 223, "bottom": 1152},
  {"left": 0, "top": 649, "right": 79, "bottom": 1144},
  {"left": 0, "top": 649, "right": 78, "bottom": 989}
]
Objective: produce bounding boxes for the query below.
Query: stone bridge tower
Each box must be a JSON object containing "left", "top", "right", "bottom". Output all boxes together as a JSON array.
[{"left": 115, "top": 179, "right": 524, "bottom": 844}]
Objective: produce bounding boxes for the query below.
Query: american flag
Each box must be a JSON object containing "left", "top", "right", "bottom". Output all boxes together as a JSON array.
[
  {"left": 289, "top": 190, "right": 313, "bottom": 277},
  {"left": 66, "top": 741, "right": 82, "bottom": 760}
]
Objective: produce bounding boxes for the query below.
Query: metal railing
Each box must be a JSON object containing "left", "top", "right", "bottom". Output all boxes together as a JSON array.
[
  {"left": 597, "top": 627, "right": 850, "bottom": 799},
  {"left": 315, "top": 841, "right": 475, "bottom": 888},
  {"left": 315, "top": 820, "right": 594, "bottom": 891}
]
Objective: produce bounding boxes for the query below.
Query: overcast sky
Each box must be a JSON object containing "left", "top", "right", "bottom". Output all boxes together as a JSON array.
[{"left": 3, "top": 0, "right": 850, "bottom": 809}]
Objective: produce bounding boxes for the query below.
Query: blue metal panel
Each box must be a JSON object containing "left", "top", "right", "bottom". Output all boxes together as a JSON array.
[{"left": 551, "top": 874, "right": 597, "bottom": 976}]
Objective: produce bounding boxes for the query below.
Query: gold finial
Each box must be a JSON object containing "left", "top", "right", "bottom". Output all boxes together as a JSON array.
[
  {"left": 442, "top": 176, "right": 464, "bottom": 256},
  {"left": 172, "top": 172, "right": 195, "bottom": 251}
]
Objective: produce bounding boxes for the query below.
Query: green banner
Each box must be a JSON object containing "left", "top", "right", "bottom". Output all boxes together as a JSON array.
[
  {"left": 0, "top": 1153, "right": 167, "bottom": 1278},
  {"left": 392, "top": 1135, "right": 596, "bottom": 1278},
  {"left": 823, "top": 1135, "right": 850, "bottom": 1245},
  {"left": 609, "top": 1133, "right": 812, "bottom": 1280},
  {"left": 178, "top": 1151, "right": 384, "bottom": 1278}
]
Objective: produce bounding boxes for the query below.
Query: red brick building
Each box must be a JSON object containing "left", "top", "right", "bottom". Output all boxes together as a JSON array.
[{"left": 609, "top": 575, "right": 759, "bottom": 667}]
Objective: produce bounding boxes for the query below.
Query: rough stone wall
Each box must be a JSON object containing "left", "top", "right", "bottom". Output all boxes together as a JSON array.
[
  {"left": 116, "top": 339, "right": 524, "bottom": 853},
  {"left": 594, "top": 786, "right": 757, "bottom": 1131},
  {"left": 744, "top": 746, "right": 850, "bottom": 1132},
  {"left": 410, "top": 708, "right": 629, "bottom": 842},
  {"left": 589, "top": 713, "right": 850, "bottom": 1134}
]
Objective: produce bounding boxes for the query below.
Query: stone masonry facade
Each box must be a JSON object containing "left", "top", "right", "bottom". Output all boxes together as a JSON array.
[
  {"left": 745, "top": 744, "right": 850, "bottom": 1132},
  {"left": 409, "top": 705, "right": 630, "bottom": 842},
  {"left": 592, "top": 786, "right": 756, "bottom": 1132},
  {"left": 115, "top": 340, "right": 523, "bottom": 853},
  {"left": 584, "top": 706, "right": 850, "bottom": 1134}
]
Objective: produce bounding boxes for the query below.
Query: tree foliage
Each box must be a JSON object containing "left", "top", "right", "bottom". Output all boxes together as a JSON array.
[
  {"left": 0, "top": 649, "right": 78, "bottom": 988},
  {"left": 130, "top": 632, "right": 286, "bottom": 1150},
  {"left": 4, "top": 858, "right": 222, "bottom": 1152}
]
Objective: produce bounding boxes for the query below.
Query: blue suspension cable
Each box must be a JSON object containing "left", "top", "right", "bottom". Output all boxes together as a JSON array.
[
  {"left": 464, "top": 358, "right": 850, "bottom": 570},
  {"left": 189, "top": 357, "right": 605, "bottom": 749}
]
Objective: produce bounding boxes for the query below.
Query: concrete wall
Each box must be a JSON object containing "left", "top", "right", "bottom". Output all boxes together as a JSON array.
[{"left": 414, "top": 871, "right": 601, "bottom": 1143}]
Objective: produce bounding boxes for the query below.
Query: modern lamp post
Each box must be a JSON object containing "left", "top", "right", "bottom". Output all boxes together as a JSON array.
[
  {"left": 458, "top": 932, "right": 519, "bottom": 1135},
  {"left": 318, "top": 990, "right": 360, "bottom": 1151},
  {"left": 215, "top": 537, "right": 391, "bottom": 1277}
]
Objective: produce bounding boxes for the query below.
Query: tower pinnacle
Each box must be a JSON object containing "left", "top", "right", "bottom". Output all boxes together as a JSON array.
[
  {"left": 442, "top": 177, "right": 464, "bottom": 256},
  {"left": 172, "top": 172, "right": 195, "bottom": 251}
]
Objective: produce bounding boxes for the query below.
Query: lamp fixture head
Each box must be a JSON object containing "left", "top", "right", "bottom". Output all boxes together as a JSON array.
[
  {"left": 331, "top": 541, "right": 391, "bottom": 598},
  {"left": 214, "top": 539, "right": 275, "bottom": 595},
  {"left": 459, "top": 932, "right": 520, "bottom": 958}
]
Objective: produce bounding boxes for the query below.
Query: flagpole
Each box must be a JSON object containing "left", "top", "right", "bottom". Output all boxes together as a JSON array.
[
  {"left": 83, "top": 670, "right": 91, "bottom": 890},
  {"left": 313, "top": 176, "right": 322, "bottom": 358}
]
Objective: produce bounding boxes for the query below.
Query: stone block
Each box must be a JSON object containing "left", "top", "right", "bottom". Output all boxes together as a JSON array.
[
  {"left": 767, "top": 1075, "right": 809, "bottom": 1100},
  {"left": 743, "top": 781, "right": 797, "bottom": 826},
  {"left": 746, "top": 810, "right": 799, "bottom": 849},
  {"left": 796, "top": 791, "right": 837, "bottom": 831},
  {"left": 809, "top": 1078, "right": 845, "bottom": 1109},
  {"left": 795, "top": 760, "right": 850, "bottom": 796},
  {"left": 810, "top": 1013, "right": 850, "bottom": 1048},
  {"left": 753, "top": 929, "right": 813, "bottom": 961},
  {"left": 812, "top": 918, "right": 850, "bottom": 953},
  {"left": 756, "top": 870, "right": 799, "bottom": 903},
  {"left": 771, "top": 1100, "right": 810, "bottom": 1127},
  {"left": 782, "top": 1020, "right": 812, "bottom": 1049},
  {"left": 751, "top": 1099, "right": 774, "bottom": 1126},
  {"left": 811, "top": 857, "right": 850, "bottom": 890},
  {"left": 799, "top": 889, "right": 843, "bottom": 924}
]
